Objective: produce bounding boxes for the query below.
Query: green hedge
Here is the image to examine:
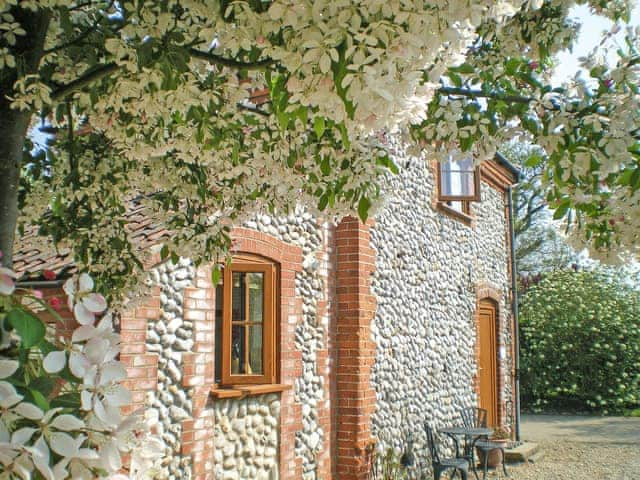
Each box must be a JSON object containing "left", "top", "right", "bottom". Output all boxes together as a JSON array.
[{"left": 519, "top": 270, "right": 640, "bottom": 412}]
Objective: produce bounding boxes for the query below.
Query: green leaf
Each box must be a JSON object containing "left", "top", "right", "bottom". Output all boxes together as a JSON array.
[
  {"left": 30, "top": 389, "right": 50, "bottom": 411},
  {"left": 358, "top": 196, "right": 371, "bottom": 222},
  {"left": 51, "top": 392, "right": 81, "bottom": 409},
  {"left": 525, "top": 154, "right": 543, "bottom": 168},
  {"left": 320, "top": 156, "right": 331, "bottom": 176},
  {"left": 553, "top": 202, "right": 570, "bottom": 220},
  {"left": 313, "top": 117, "right": 325, "bottom": 138},
  {"left": 160, "top": 244, "right": 169, "bottom": 260},
  {"left": 318, "top": 193, "right": 329, "bottom": 211},
  {"left": 211, "top": 265, "right": 222, "bottom": 285},
  {"left": 30, "top": 376, "right": 54, "bottom": 397},
  {"left": 7, "top": 309, "right": 46, "bottom": 348}
]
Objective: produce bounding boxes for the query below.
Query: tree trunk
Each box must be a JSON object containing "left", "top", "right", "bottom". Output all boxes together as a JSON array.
[{"left": 0, "top": 8, "right": 50, "bottom": 267}]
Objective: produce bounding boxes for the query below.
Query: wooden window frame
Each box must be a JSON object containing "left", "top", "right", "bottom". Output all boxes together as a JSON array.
[
  {"left": 220, "top": 255, "right": 278, "bottom": 386},
  {"left": 437, "top": 158, "right": 481, "bottom": 203}
]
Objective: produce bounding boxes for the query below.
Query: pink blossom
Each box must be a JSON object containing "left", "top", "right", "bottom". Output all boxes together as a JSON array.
[
  {"left": 49, "top": 297, "right": 63, "bottom": 310},
  {"left": 42, "top": 269, "right": 57, "bottom": 280}
]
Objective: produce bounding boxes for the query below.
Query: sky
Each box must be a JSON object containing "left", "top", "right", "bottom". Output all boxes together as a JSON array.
[{"left": 552, "top": 2, "right": 640, "bottom": 85}]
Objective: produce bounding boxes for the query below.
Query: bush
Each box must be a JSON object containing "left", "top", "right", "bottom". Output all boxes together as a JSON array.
[{"left": 519, "top": 269, "right": 640, "bottom": 413}]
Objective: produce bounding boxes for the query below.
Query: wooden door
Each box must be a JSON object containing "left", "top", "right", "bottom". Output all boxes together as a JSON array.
[{"left": 478, "top": 299, "right": 498, "bottom": 427}]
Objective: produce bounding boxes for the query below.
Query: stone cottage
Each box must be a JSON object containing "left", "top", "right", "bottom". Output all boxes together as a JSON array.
[{"left": 13, "top": 146, "right": 519, "bottom": 480}]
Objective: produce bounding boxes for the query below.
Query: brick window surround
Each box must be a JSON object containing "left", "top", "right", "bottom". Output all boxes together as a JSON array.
[{"left": 181, "top": 228, "right": 304, "bottom": 480}]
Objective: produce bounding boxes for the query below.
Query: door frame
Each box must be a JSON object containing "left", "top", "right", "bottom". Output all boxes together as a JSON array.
[{"left": 475, "top": 292, "right": 503, "bottom": 427}]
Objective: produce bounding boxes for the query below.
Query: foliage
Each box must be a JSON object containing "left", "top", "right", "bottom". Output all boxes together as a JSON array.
[
  {"left": 0, "top": 1, "right": 639, "bottom": 299},
  {"left": 519, "top": 269, "right": 640, "bottom": 413},
  {"left": 0, "top": 267, "right": 162, "bottom": 479},
  {"left": 502, "top": 141, "right": 580, "bottom": 274},
  {"left": 367, "top": 446, "right": 411, "bottom": 480}
]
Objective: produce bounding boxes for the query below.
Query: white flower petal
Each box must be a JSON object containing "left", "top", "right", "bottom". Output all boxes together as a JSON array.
[
  {"left": 97, "top": 312, "right": 113, "bottom": 331},
  {"left": 43, "top": 351, "right": 66, "bottom": 373},
  {"left": 0, "top": 267, "right": 17, "bottom": 279},
  {"left": 12, "top": 455, "right": 31, "bottom": 480},
  {"left": 74, "top": 303, "right": 95, "bottom": 326},
  {"left": 32, "top": 435, "right": 50, "bottom": 463},
  {"left": 72, "top": 325, "right": 96, "bottom": 343},
  {"left": 69, "top": 351, "right": 90, "bottom": 378},
  {"left": 99, "top": 362, "right": 127, "bottom": 385},
  {"left": 49, "top": 432, "right": 78, "bottom": 458},
  {"left": 0, "top": 359, "right": 18, "bottom": 379},
  {"left": 80, "top": 390, "right": 93, "bottom": 411},
  {"left": 104, "top": 384, "right": 132, "bottom": 407},
  {"left": 101, "top": 440, "right": 122, "bottom": 471},
  {"left": 62, "top": 278, "right": 75, "bottom": 297},
  {"left": 0, "top": 419, "right": 9, "bottom": 442},
  {"left": 94, "top": 398, "right": 121, "bottom": 426},
  {"left": 50, "top": 414, "right": 85, "bottom": 432},
  {"left": 0, "top": 274, "right": 15, "bottom": 295},
  {"left": 41, "top": 407, "right": 63, "bottom": 424},
  {"left": 78, "top": 273, "right": 94, "bottom": 293},
  {"left": 11, "top": 427, "right": 37, "bottom": 445},
  {"left": 14, "top": 402, "right": 44, "bottom": 420},
  {"left": 84, "top": 338, "right": 109, "bottom": 364},
  {"left": 82, "top": 293, "right": 107, "bottom": 313},
  {"left": 52, "top": 460, "right": 69, "bottom": 480},
  {"left": 69, "top": 460, "right": 94, "bottom": 480},
  {"left": 77, "top": 447, "right": 100, "bottom": 461},
  {"left": 0, "top": 381, "right": 23, "bottom": 408},
  {"left": 32, "top": 453, "right": 55, "bottom": 480}
]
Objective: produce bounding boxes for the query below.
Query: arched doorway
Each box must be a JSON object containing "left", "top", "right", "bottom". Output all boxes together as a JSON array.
[{"left": 478, "top": 298, "right": 499, "bottom": 427}]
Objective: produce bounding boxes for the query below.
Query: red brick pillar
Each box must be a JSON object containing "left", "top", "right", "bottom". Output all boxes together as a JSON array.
[
  {"left": 181, "top": 268, "right": 216, "bottom": 480},
  {"left": 119, "top": 287, "right": 161, "bottom": 415},
  {"left": 334, "top": 217, "right": 377, "bottom": 480}
]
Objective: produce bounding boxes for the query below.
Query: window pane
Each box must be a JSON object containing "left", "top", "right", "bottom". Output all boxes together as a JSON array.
[
  {"left": 249, "top": 325, "right": 263, "bottom": 374},
  {"left": 232, "top": 272, "right": 246, "bottom": 321},
  {"left": 231, "top": 324, "right": 246, "bottom": 374},
  {"left": 248, "top": 272, "right": 264, "bottom": 324},
  {"left": 440, "top": 157, "right": 476, "bottom": 198}
]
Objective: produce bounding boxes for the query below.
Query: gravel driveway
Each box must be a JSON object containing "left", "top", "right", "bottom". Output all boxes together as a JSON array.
[
  {"left": 501, "top": 415, "right": 640, "bottom": 480},
  {"left": 509, "top": 441, "right": 640, "bottom": 480}
]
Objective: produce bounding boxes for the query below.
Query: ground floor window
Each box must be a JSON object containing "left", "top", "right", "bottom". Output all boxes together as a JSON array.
[{"left": 215, "top": 254, "right": 278, "bottom": 385}]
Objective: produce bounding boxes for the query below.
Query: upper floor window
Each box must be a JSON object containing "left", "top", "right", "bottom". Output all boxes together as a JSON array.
[
  {"left": 436, "top": 154, "right": 480, "bottom": 221},
  {"left": 438, "top": 155, "right": 481, "bottom": 202},
  {"left": 215, "top": 254, "right": 278, "bottom": 386}
]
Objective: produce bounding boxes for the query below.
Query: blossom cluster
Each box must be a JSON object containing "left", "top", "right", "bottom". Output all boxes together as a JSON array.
[
  {"left": 0, "top": 267, "right": 162, "bottom": 479},
  {"left": 0, "top": 0, "right": 638, "bottom": 295}
]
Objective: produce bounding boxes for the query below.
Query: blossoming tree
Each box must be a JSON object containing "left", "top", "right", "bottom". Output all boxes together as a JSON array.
[
  {"left": 0, "top": 268, "right": 162, "bottom": 479},
  {"left": 0, "top": 0, "right": 639, "bottom": 294}
]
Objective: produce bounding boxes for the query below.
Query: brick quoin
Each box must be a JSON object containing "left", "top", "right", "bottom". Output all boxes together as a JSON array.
[{"left": 334, "top": 217, "right": 377, "bottom": 480}]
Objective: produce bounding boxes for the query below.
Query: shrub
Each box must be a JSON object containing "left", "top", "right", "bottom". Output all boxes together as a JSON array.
[{"left": 519, "top": 269, "right": 640, "bottom": 412}]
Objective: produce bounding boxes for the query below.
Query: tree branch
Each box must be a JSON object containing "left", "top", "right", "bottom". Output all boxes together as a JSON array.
[
  {"left": 44, "top": 1, "right": 116, "bottom": 54},
  {"left": 51, "top": 62, "right": 118, "bottom": 101},
  {"left": 239, "top": 104, "right": 270, "bottom": 117},
  {"left": 189, "top": 48, "right": 273, "bottom": 70},
  {"left": 439, "top": 86, "right": 535, "bottom": 105}
]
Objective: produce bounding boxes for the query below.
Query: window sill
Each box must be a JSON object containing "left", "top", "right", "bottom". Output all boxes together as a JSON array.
[
  {"left": 436, "top": 202, "right": 474, "bottom": 226},
  {"left": 210, "top": 384, "right": 291, "bottom": 399}
]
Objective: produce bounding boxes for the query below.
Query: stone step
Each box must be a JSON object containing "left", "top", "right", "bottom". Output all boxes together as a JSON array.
[
  {"left": 504, "top": 442, "right": 540, "bottom": 464},
  {"left": 526, "top": 449, "right": 546, "bottom": 464}
]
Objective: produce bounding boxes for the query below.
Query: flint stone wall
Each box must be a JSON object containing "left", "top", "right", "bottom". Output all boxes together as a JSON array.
[
  {"left": 369, "top": 149, "right": 513, "bottom": 469},
  {"left": 146, "top": 258, "right": 196, "bottom": 480},
  {"left": 212, "top": 394, "right": 281, "bottom": 479}
]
